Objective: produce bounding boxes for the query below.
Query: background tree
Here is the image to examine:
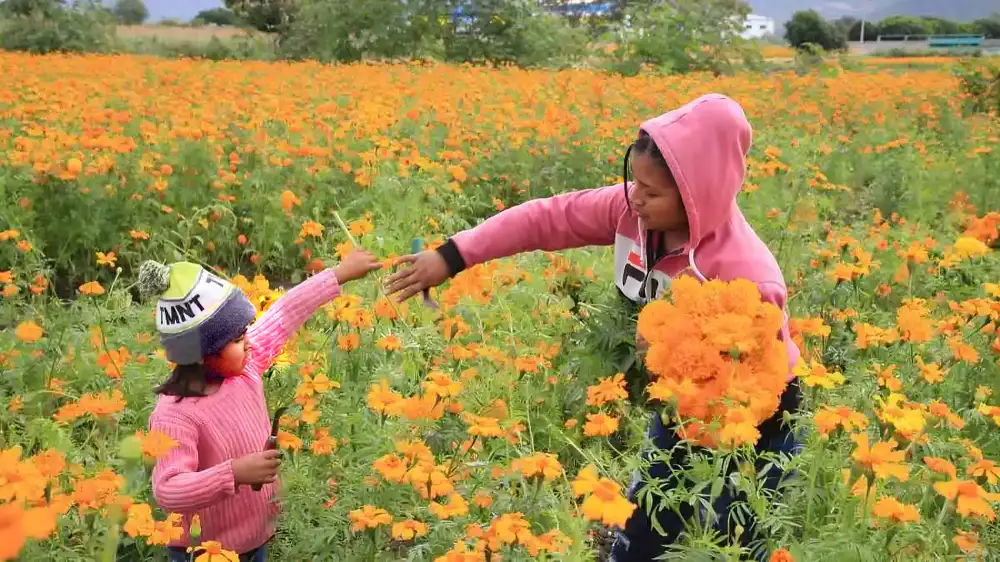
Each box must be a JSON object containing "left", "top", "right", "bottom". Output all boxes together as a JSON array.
[
  {"left": 112, "top": 0, "right": 148, "bottom": 25},
  {"left": 225, "top": 0, "right": 297, "bottom": 32},
  {"left": 621, "top": 0, "right": 756, "bottom": 74},
  {"left": 784, "top": 10, "right": 847, "bottom": 51},
  {"left": 973, "top": 14, "right": 1000, "bottom": 38},
  {"left": 195, "top": 7, "right": 239, "bottom": 26}
]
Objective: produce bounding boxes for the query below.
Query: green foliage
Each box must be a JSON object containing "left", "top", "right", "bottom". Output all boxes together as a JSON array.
[
  {"left": 784, "top": 10, "right": 847, "bottom": 52},
  {"left": 956, "top": 60, "right": 1000, "bottom": 115},
  {"left": 442, "top": 0, "right": 585, "bottom": 67},
  {"left": 195, "top": 7, "right": 239, "bottom": 27},
  {"left": 112, "top": 0, "right": 147, "bottom": 25},
  {"left": 615, "top": 0, "right": 756, "bottom": 75},
  {"left": 278, "top": 0, "right": 428, "bottom": 62},
  {"left": 0, "top": 0, "right": 113, "bottom": 54},
  {"left": 225, "top": 0, "right": 296, "bottom": 32}
]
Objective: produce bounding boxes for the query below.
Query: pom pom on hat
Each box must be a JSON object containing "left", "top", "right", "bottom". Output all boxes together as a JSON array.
[{"left": 138, "top": 260, "right": 172, "bottom": 298}]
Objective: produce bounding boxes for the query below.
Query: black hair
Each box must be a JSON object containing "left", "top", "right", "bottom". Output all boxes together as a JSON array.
[
  {"left": 155, "top": 363, "right": 219, "bottom": 402},
  {"left": 623, "top": 131, "right": 673, "bottom": 212}
]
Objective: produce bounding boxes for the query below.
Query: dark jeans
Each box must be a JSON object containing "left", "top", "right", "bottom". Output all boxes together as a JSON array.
[
  {"left": 168, "top": 543, "right": 267, "bottom": 562},
  {"left": 610, "top": 380, "right": 803, "bottom": 562}
]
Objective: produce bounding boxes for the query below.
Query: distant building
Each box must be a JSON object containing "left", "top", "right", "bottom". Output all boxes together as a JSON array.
[
  {"left": 553, "top": 0, "right": 613, "bottom": 18},
  {"left": 740, "top": 14, "right": 775, "bottom": 39}
]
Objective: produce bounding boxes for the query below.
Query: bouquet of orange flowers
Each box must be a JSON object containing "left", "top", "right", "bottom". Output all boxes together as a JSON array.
[{"left": 638, "top": 276, "right": 790, "bottom": 448}]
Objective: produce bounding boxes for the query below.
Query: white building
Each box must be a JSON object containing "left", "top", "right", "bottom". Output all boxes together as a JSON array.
[{"left": 740, "top": 14, "right": 776, "bottom": 39}]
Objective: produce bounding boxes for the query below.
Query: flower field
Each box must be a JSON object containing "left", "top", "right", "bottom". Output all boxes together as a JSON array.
[{"left": 1, "top": 51, "right": 1000, "bottom": 561}]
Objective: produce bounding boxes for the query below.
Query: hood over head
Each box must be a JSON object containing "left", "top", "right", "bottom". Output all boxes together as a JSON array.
[{"left": 639, "top": 94, "right": 752, "bottom": 250}]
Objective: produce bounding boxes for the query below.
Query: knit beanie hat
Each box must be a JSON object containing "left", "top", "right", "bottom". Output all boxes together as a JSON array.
[{"left": 137, "top": 260, "right": 257, "bottom": 365}]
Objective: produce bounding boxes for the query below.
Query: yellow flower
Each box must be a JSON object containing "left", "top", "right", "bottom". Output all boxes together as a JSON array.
[
  {"left": 953, "top": 236, "right": 990, "bottom": 259},
  {"left": 794, "top": 360, "right": 845, "bottom": 389},
  {"left": 95, "top": 251, "right": 117, "bottom": 267}
]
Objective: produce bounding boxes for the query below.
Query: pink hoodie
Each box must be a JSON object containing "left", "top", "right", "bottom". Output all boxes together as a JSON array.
[{"left": 442, "top": 94, "right": 800, "bottom": 371}]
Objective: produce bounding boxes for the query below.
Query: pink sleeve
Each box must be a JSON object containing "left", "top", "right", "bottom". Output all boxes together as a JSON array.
[
  {"left": 151, "top": 412, "right": 235, "bottom": 513},
  {"left": 451, "top": 185, "right": 627, "bottom": 268},
  {"left": 243, "top": 268, "right": 341, "bottom": 380}
]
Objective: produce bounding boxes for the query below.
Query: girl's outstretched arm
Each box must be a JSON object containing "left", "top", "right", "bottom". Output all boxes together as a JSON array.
[
  {"left": 244, "top": 251, "right": 381, "bottom": 380},
  {"left": 448, "top": 184, "right": 628, "bottom": 269},
  {"left": 151, "top": 412, "right": 236, "bottom": 513},
  {"left": 386, "top": 185, "right": 628, "bottom": 302}
]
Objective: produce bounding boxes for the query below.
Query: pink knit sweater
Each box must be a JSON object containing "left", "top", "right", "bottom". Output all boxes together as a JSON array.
[{"left": 149, "top": 268, "right": 341, "bottom": 554}]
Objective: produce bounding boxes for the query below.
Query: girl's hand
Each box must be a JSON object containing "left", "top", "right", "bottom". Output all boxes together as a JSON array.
[
  {"left": 636, "top": 329, "right": 649, "bottom": 356},
  {"left": 333, "top": 250, "right": 382, "bottom": 283},
  {"left": 233, "top": 450, "right": 282, "bottom": 486},
  {"left": 385, "top": 251, "right": 450, "bottom": 303}
]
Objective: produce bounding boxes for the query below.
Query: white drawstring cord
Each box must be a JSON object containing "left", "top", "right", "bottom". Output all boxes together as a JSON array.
[{"left": 688, "top": 246, "right": 708, "bottom": 282}]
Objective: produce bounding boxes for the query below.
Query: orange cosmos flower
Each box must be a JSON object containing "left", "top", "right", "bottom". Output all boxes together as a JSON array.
[
  {"left": 0, "top": 503, "right": 27, "bottom": 561},
  {"left": 299, "top": 221, "right": 324, "bottom": 238},
  {"left": 79, "top": 281, "right": 106, "bottom": 296},
  {"left": 15, "top": 321, "right": 44, "bottom": 343},
  {"left": 586, "top": 373, "right": 628, "bottom": 407},
  {"left": 135, "top": 430, "right": 178, "bottom": 461},
  {"left": 814, "top": 405, "right": 869, "bottom": 437},
  {"left": 95, "top": 251, "right": 116, "bottom": 267},
  {"left": 190, "top": 540, "right": 239, "bottom": 562},
  {"left": 934, "top": 478, "right": 1000, "bottom": 519},
  {"left": 583, "top": 413, "right": 619, "bottom": 437},
  {"left": 871, "top": 497, "right": 920, "bottom": 523},
  {"left": 376, "top": 335, "right": 401, "bottom": 351},
  {"left": 337, "top": 332, "right": 360, "bottom": 351},
  {"left": 391, "top": 519, "right": 429, "bottom": 541},
  {"left": 510, "top": 452, "right": 563, "bottom": 482},
  {"left": 462, "top": 413, "right": 504, "bottom": 438},
  {"left": 571, "top": 465, "right": 635, "bottom": 528},
  {"left": 429, "top": 493, "right": 469, "bottom": 520},
  {"left": 349, "top": 505, "right": 392, "bottom": 532},
  {"left": 851, "top": 433, "right": 909, "bottom": 482},
  {"left": 423, "top": 371, "right": 462, "bottom": 400},
  {"left": 276, "top": 430, "right": 302, "bottom": 451}
]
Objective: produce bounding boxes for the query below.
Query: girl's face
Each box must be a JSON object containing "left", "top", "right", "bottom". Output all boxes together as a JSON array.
[
  {"left": 203, "top": 329, "right": 248, "bottom": 379},
  {"left": 629, "top": 152, "right": 689, "bottom": 235}
]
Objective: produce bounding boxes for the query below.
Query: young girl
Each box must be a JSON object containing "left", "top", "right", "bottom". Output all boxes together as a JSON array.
[
  {"left": 138, "top": 251, "right": 381, "bottom": 561},
  {"left": 386, "top": 94, "right": 802, "bottom": 560}
]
